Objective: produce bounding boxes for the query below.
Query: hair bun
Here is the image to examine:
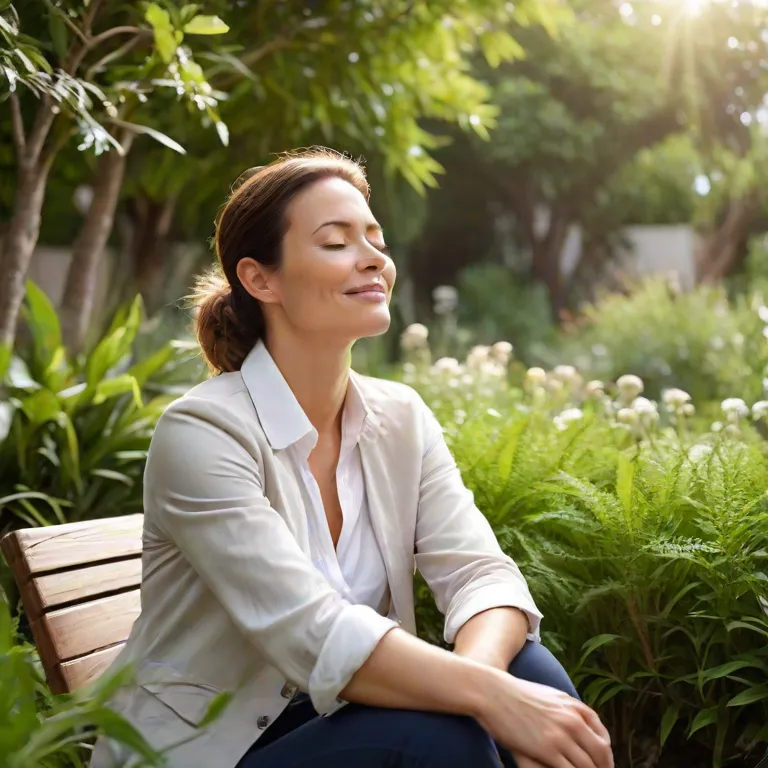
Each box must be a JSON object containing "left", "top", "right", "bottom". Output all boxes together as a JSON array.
[{"left": 190, "top": 267, "right": 258, "bottom": 374}]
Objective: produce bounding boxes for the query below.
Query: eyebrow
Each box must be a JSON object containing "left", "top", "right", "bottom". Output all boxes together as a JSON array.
[{"left": 312, "top": 220, "right": 383, "bottom": 235}]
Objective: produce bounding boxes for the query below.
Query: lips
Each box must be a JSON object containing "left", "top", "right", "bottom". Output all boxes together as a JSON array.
[{"left": 345, "top": 283, "right": 386, "bottom": 295}]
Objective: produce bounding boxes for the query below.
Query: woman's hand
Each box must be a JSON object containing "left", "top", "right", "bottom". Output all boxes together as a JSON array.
[{"left": 475, "top": 672, "right": 614, "bottom": 768}]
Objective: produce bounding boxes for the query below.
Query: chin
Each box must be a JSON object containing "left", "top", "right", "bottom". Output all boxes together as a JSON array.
[{"left": 355, "top": 310, "right": 391, "bottom": 340}]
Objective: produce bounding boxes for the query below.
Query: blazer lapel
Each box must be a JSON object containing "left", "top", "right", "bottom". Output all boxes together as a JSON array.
[{"left": 359, "top": 431, "right": 417, "bottom": 634}]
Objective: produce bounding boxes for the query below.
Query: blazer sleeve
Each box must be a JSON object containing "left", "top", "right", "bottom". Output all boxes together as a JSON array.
[
  {"left": 143, "top": 395, "right": 397, "bottom": 714},
  {"left": 413, "top": 397, "right": 543, "bottom": 645}
]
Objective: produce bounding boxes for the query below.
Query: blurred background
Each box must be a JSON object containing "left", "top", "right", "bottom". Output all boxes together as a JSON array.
[
  {"left": 6, "top": 0, "right": 768, "bottom": 383},
  {"left": 4, "top": 2, "right": 768, "bottom": 766}
]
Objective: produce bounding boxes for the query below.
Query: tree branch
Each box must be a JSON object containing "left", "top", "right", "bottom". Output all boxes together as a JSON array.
[
  {"left": 82, "top": 0, "right": 105, "bottom": 36},
  {"left": 9, "top": 92, "right": 25, "bottom": 157},
  {"left": 65, "top": 26, "right": 143, "bottom": 75},
  {"left": 85, "top": 31, "right": 149, "bottom": 80}
]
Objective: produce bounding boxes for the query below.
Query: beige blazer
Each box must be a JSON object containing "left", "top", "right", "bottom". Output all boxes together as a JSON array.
[{"left": 91, "top": 347, "right": 542, "bottom": 768}]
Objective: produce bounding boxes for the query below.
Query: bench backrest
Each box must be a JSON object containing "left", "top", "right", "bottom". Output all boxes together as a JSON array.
[{"left": 1, "top": 514, "right": 143, "bottom": 694}]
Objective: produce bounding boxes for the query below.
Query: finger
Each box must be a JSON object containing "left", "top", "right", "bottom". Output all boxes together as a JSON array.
[
  {"left": 563, "top": 738, "right": 600, "bottom": 768},
  {"left": 513, "top": 755, "right": 549, "bottom": 768},
  {"left": 574, "top": 702, "right": 612, "bottom": 745},
  {"left": 571, "top": 718, "right": 615, "bottom": 768}
]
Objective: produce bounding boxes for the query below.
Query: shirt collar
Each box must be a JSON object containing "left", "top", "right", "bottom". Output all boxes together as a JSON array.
[{"left": 240, "top": 341, "right": 376, "bottom": 451}]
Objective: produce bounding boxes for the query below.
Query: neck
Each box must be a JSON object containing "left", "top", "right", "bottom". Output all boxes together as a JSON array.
[{"left": 264, "top": 329, "right": 352, "bottom": 434}]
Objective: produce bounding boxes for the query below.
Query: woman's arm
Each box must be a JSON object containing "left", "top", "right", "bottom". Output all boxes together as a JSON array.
[
  {"left": 453, "top": 607, "right": 530, "bottom": 671},
  {"left": 341, "top": 627, "right": 613, "bottom": 768}
]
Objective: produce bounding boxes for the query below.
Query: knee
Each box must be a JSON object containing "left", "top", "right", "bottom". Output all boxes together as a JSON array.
[
  {"left": 384, "top": 709, "right": 500, "bottom": 767},
  {"left": 508, "top": 641, "right": 580, "bottom": 700}
]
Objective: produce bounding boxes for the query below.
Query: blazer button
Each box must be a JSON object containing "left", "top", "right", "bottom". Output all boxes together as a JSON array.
[
  {"left": 257, "top": 715, "right": 270, "bottom": 730},
  {"left": 281, "top": 683, "right": 298, "bottom": 699}
]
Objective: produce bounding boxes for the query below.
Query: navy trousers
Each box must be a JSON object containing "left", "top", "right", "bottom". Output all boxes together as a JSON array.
[{"left": 237, "top": 640, "right": 579, "bottom": 768}]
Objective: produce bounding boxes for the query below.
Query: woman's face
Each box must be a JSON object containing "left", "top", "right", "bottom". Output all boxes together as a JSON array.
[{"left": 240, "top": 176, "right": 396, "bottom": 344}]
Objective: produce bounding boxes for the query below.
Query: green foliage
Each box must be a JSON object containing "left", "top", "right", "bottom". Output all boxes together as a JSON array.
[
  {"left": 553, "top": 279, "right": 768, "bottom": 404},
  {"left": 406, "top": 344, "right": 768, "bottom": 765},
  {"left": 0, "top": 283, "right": 202, "bottom": 538},
  {"left": 456, "top": 264, "right": 557, "bottom": 360},
  {"left": 0, "top": 598, "right": 160, "bottom": 767}
]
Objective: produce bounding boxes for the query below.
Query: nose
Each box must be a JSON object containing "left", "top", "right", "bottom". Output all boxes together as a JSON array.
[{"left": 358, "top": 241, "right": 388, "bottom": 273}]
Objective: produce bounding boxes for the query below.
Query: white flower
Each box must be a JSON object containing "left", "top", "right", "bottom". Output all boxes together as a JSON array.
[
  {"left": 466, "top": 345, "right": 491, "bottom": 370},
  {"left": 432, "top": 285, "right": 458, "bottom": 315},
  {"left": 617, "top": 374, "right": 644, "bottom": 401},
  {"left": 490, "top": 341, "right": 514, "bottom": 364},
  {"left": 486, "top": 408, "right": 502, "bottom": 418},
  {"left": 711, "top": 421, "right": 724, "bottom": 433},
  {"left": 758, "top": 304, "right": 768, "bottom": 323},
  {"left": 688, "top": 443, "right": 712, "bottom": 463},
  {"left": 662, "top": 388, "right": 692, "bottom": 410},
  {"left": 525, "top": 367, "right": 547, "bottom": 386},
  {"left": 554, "top": 407, "right": 584, "bottom": 431},
  {"left": 752, "top": 400, "right": 768, "bottom": 421},
  {"left": 432, "top": 357, "right": 461, "bottom": 375},
  {"left": 631, "top": 397, "right": 660, "bottom": 427},
  {"left": 400, "top": 323, "right": 429, "bottom": 351},
  {"left": 682, "top": 403, "right": 696, "bottom": 417},
  {"left": 479, "top": 360, "right": 505, "bottom": 378},
  {"left": 585, "top": 380, "right": 605, "bottom": 398},
  {"left": 617, "top": 408, "right": 638, "bottom": 426},
  {"left": 721, "top": 397, "right": 749, "bottom": 423},
  {"left": 553, "top": 365, "right": 582, "bottom": 388}
]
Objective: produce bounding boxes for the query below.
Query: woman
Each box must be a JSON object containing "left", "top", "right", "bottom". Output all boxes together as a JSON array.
[{"left": 91, "top": 148, "right": 613, "bottom": 768}]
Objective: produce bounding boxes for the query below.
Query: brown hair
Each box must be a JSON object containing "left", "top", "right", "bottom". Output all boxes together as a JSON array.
[{"left": 191, "top": 148, "right": 370, "bottom": 374}]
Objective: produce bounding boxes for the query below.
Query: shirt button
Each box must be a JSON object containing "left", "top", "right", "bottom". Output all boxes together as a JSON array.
[
  {"left": 257, "top": 715, "right": 270, "bottom": 730},
  {"left": 281, "top": 683, "right": 298, "bottom": 699}
]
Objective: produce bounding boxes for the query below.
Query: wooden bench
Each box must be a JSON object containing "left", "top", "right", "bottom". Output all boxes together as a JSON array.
[{"left": 1, "top": 514, "right": 143, "bottom": 694}]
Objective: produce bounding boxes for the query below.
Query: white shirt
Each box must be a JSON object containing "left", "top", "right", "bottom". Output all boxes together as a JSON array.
[{"left": 245, "top": 342, "right": 398, "bottom": 618}]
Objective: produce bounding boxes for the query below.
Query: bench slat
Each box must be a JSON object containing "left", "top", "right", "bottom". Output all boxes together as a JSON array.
[
  {"left": 38, "top": 590, "right": 141, "bottom": 664},
  {"left": 33, "top": 558, "right": 142, "bottom": 611},
  {"left": 3, "top": 515, "right": 143, "bottom": 577},
  {"left": 59, "top": 643, "right": 126, "bottom": 692}
]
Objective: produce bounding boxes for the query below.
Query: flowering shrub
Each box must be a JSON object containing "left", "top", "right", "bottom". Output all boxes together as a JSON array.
[
  {"left": 551, "top": 279, "right": 768, "bottom": 405},
  {"left": 401, "top": 326, "right": 768, "bottom": 767}
]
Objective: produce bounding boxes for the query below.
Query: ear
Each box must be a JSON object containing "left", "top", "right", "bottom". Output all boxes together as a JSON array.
[{"left": 237, "top": 258, "right": 280, "bottom": 305}]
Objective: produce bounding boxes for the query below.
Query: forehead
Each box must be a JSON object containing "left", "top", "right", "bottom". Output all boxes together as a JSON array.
[{"left": 287, "top": 176, "right": 375, "bottom": 231}]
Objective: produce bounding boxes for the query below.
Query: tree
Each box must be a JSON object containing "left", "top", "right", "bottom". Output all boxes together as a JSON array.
[
  {"left": 0, "top": 0, "right": 230, "bottom": 354},
  {"left": 474, "top": 0, "right": 682, "bottom": 318},
  {"left": 115, "top": 0, "right": 565, "bottom": 314}
]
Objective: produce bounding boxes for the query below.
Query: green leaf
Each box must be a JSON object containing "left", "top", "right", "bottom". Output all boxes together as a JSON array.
[
  {"left": 114, "top": 120, "right": 186, "bottom": 155},
  {"left": 94, "top": 375, "right": 142, "bottom": 407},
  {"left": 20, "top": 389, "right": 61, "bottom": 425},
  {"left": 660, "top": 703, "right": 680, "bottom": 747},
  {"left": 700, "top": 660, "right": 768, "bottom": 684},
  {"left": 89, "top": 469, "right": 134, "bottom": 487},
  {"left": 182, "top": 15, "right": 229, "bottom": 35},
  {"left": 197, "top": 691, "right": 233, "bottom": 728},
  {"left": 23, "top": 281, "right": 62, "bottom": 371},
  {"left": 616, "top": 452, "right": 633, "bottom": 514},
  {"left": 727, "top": 684, "right": 768, "bottom": 707},
  {"left": 578, "top": 634, "right": 622, "bottom": 668},
  {"left": 689, "top": 706, "right": 718, "bottom": 736},
  {"left": 0, "top": 343, "right": 10, "bottom": 379},
  {"left": 47, "top": 12, "right": 67, "bottom": 59}
]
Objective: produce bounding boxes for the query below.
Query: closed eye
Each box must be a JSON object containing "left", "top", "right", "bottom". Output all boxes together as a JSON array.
[{"left": 322, "top": 243, "right": 391, "bottom": 255}]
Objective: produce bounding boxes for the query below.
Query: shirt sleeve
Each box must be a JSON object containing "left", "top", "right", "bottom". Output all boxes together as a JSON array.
[
  {"left": 144, "top": 395, "right": 397, "bottom": 714},
  {"left": 414, "top": 400, "right": 543, "bottom": 644}
]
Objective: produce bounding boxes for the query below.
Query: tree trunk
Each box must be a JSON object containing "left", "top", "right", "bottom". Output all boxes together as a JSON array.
[
  {"left": 0, "top": 165, "right": 52, "bottom": 348},
  {"left": 0, "top": 98, "right": 59, "bottom": 349},
  {"left": 60, "top": 131, "right": 135, "bottom": 353},
  {"left": 696, "top": 196, "right": 759, "bottom": 284},
  {"left": 528, "top": 208, "right": 571, "bottom": 321},
  {"left": 131, "top": 196, "right": 177, "bottom": 313}
]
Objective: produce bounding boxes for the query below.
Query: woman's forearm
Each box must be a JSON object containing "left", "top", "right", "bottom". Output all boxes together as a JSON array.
[
  {"left": 453, "top": 607, "right": 530, "bottom": 671},
  {"left": 340, "top": 627, "right": 500, "bottom": 717}
]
